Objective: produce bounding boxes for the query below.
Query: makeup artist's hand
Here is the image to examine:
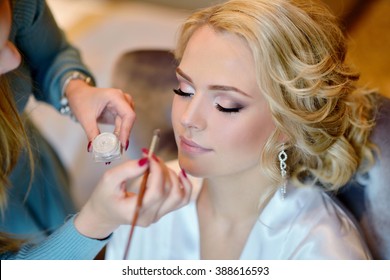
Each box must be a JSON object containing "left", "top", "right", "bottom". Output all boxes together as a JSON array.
[
  {"left": 65, "top": 80, "right": 135, "bottom": 151},
  {"left": 74, "top": 157, "right": 192, "bottom": 239},
  {"left": 135, "top": 154, "right": 192, "bottom": 227}
]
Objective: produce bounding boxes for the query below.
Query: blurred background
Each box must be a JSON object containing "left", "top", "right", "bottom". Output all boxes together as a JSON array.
[{"left": 27, "top": 0, "right": 389, "bottom": 208}]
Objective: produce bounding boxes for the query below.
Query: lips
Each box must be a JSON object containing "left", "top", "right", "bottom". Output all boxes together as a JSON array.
[{"left": 179, "top": 136, "right": 212, "bottom": 154}]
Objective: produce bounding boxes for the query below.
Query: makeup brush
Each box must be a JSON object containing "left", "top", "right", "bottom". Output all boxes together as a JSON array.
[{"left": 123, "top": 129, "right": 160, "bottom": 259}]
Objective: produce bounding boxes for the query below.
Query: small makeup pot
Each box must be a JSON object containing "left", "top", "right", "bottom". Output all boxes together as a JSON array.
[{"left": 92, "top": 132, "right": 121, "bottom": 162}]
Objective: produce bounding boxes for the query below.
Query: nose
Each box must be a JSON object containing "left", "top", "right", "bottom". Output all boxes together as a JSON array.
[
  {"left": 180, "top": 93, "right": 207, "bottom": 131},
  {"left": 0, "top": 41, "right": 21, "bottom": 75}
]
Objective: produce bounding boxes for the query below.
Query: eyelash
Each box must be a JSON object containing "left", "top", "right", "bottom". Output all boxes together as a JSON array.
[
  {"left": 173, "top": 88, "right": 193, "bottom": 97},
  {"left": 173, "top": 88, "right": 243, "bottom": 114},
  {"left": 215, "top": 104, "right": 242, "bottom": 113}
]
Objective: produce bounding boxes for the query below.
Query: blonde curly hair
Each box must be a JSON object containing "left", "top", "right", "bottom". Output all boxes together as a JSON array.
[{"left": 174, "top": 0, "right": 377, "bottom": 191}]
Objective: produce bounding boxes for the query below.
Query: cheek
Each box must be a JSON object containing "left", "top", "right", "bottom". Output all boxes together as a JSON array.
[
  {"left": 219, "top": 113, "right": 276, "bottom": 161},
  {"left": 171, "top": 96, "right": 184, "bottom": 134},
  {"left": 244, "top": 117, "right": 275, "bottom": 148}
]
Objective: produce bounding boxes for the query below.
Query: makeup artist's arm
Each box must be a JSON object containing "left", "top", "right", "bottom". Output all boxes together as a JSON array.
[
  {"left": 13, "top": 0, "right": 134, "bottom": 149},
  {"left": 74, "top": 157, "right": 192, "bottom": 239}
]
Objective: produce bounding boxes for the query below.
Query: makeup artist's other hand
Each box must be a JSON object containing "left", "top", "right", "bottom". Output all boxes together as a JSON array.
[
  {"left": 136, "top": 155, "right": 192, "bottom": 227},
  {"left": 74, "top": 157, "right": 192, "bottom": 239},
  {"left": 65, "top": 80, "right": 135, "bottom": 151}
]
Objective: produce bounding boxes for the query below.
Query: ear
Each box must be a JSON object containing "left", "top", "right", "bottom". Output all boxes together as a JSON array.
[{"left": 274, "top": 128, "right": 290, "bottom": 147}]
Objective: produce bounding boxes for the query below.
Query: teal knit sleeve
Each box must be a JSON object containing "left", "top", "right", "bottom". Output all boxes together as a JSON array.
[
  {"left": 0, "top": 215, "right": 109, "bottom": 260},
  {"left": 11, "top": 0, "right": 96, "bottom": 109}
]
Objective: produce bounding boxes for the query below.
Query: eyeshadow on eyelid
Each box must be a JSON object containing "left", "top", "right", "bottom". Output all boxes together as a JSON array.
[
  {"left": 215, "top": 95, "right": 242, "bottom": 105},
  {"left": 219, "top": 101, "right": 239, "bottom": 108}
]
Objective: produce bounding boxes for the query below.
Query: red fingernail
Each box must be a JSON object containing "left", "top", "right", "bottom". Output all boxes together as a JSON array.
[
  {"left": 138, "top": 157, "right": 148, "bottom": 167},
  {"left": 87, "top": 141, "right": 92, "bottom": 153},
  {"left": 125, "top": 140, "right": 130, "bottom": 151},
  {"left": 141, "top": 148, "right": 149, "bottom": 155},
  {"left": 181, "top": 169, "right": 187, "bottom": 178}
]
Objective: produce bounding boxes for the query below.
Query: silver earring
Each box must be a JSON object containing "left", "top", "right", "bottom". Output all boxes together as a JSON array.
[{"left": 278, "top": 147, "right": 287, "bottom": 200}]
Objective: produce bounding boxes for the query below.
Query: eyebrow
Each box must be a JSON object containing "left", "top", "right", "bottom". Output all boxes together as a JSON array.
[
  {"left": 176, "top": 67, "right": 193, "bottom": 83},
  {"left": 176, "top": 67, "right": 252, "bottom": 98}
]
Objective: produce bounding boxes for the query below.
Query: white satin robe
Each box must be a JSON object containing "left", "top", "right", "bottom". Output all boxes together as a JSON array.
[{"left": 106, "top": 161, "right": 371, "bottom": 260}]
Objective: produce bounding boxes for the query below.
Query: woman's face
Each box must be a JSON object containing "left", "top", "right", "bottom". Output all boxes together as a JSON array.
[
  {"left": 0, "top": 0, "right": 21, "bottom": 75},
  {"left": 172, "top": 25, "right": 276, "bottom": 178}
]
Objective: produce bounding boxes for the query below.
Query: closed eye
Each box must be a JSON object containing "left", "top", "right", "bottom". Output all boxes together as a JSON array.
[
  {"left": 174, "top": 88, "right": 243, "bottom": 114},
  {"left": 173, "top": 88, "right": 193, "bottom": 97},
  {"left": 215, "top": 104, "right": 243, "bottom": 114}
]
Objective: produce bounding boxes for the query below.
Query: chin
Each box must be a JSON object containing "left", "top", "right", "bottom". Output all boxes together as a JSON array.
[{"left": 178, "top": 156, "right": 209, "bottom": 178}]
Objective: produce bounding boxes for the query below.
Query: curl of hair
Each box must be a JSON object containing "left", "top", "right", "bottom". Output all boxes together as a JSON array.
[{"left": 174, "top": 0, "right": 377, "bottom": 191}]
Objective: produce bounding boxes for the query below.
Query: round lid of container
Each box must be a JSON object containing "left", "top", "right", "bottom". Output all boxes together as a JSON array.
[{"left": 92, "top": 132, "right": 119, "bottom": 156}]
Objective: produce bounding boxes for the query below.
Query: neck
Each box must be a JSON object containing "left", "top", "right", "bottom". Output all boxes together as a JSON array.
[{"left": 197, "top": 166, "right": 275, "bottom": 223}]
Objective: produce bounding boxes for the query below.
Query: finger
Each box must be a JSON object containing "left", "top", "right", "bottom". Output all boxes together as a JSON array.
[
  {"left": 151, "top": 155, "right": 171, "bottom": 195},
  {"left": 113, "top": 115, "right": 121, "bottom": 138},
  {"left": 142, "top": 156, "right": 168, "bottom": 204},
  {"left": 141, "top": 148, "right": 149, "bottom": 157},
  {"left": 125, "top": 93, "right": 135, "bottom": 110},
  {"left": 155, "top": 169, "right": 186, "bottom": 219},
  {"left": 137, "top": 157, "right": 170, "bottom": 224},
  {"left": 110, "top": 92, "right": 135, "bottom": 147},
  {"left": 113, "top": 115, "right": 131, "bottom": 152},
  {"left": 101, "top": 158, "right": 149, "bottom": 190},
  {"left": 83, "top": 119, "right": 101, "bottom": 143},
  {"left": 178, "top": 169, "right": 193, "bottom": 206},
  {"left": 118, "top": 114, "right": 134, "bottom": 150}
]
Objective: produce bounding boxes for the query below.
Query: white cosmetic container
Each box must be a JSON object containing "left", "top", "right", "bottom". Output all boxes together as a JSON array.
[{"left": 92, "top": 132, "right": 121, "bottom": 162}]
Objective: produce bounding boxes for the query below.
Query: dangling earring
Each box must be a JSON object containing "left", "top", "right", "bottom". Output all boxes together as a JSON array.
[{"left": 278, "top": 146, "right": 288, "bottom": 200}]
